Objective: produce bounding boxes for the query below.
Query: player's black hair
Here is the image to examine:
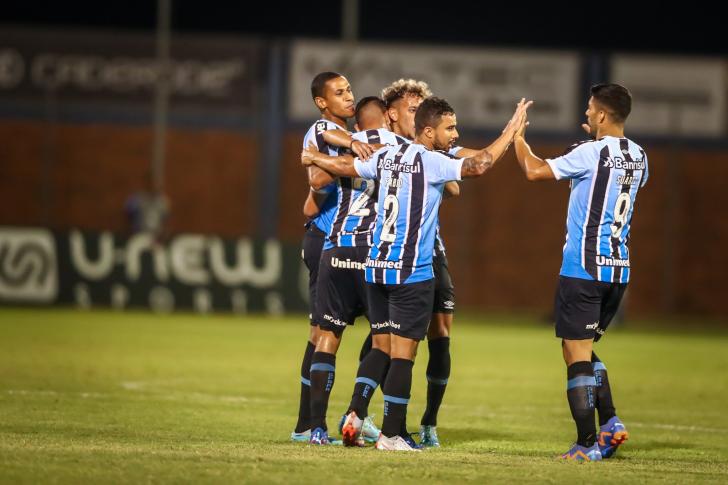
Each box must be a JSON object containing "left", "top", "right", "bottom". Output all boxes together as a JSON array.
[
  {"left": 355, "top": 96, "right": 386, "bottom": 124},
  {"left": 310, "top": 72, "right": 343, "bottom": 99},
  {"left": 415, "top": 97, "right": 455, "bottom": 135},
  {"left": 590, "top": 83, "right": 632, "bottom": 123}
]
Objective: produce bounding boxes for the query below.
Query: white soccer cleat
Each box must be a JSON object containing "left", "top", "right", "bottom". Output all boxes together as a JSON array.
[
  {"left": 375, "top": 433, "right": 422, "bottom": 452},
  {"left": 341, "top": 411, "right": 364, "bottom": 447}
]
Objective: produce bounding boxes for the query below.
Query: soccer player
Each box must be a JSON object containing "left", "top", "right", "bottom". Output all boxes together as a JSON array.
[
  {"left": 303, "top": 96, "right": 530, "bottom": 451},
  {"left": 306, "top": 95, "right": 403, "bottom": 446},
  {"left": 513, "top": 83, "right": 647, "bottom": 461},
  {"left": 291, "top": 72, "right": 355, "bottom": 443},
  {"left": 381, "top": 79, "right": 510, "bottom": 447},
  {"left": 317, "top": 96, "right": 409, "bottom": 446}
]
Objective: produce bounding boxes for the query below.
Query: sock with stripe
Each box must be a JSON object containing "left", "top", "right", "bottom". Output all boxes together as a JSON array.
[
  {"left": 294, "top": 341, "right": 315, "bottom": 433},
  {"left": 381, "top": 358, "right": 414, "bottom": 438},
  {"left": 421, "top": 336, "right": 451, "bottom": 426},
  {"left": 309, "top": 352, "right": 336, "bottom": 431},
  {"left": 592, "top": 352, "right": 617, "bottom": 426},
  {"left": 566, "top": 361, "right": 597, "bottom": 447},
  {"left": 349, "top": 348, "right": 390, "bottom": 418}
]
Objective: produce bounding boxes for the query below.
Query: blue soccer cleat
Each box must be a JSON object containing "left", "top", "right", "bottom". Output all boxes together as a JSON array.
[
  {"left": 560, "top": 443, "right": 602, "bottom": 461},
  {"left": 598, "top": 416, "right": 629, "bottom": 458},
  {"left": 419, "top": 425, "right": 440, "bottom": 448},
  {"left": 361, "top": 415, "right": 381, "bottom": 443},
  {"left": 309, "top": 427, "right": 330, "bottom": 445},
  {"left": 290, "top": 429, "right": 311, "bottom": 442}
]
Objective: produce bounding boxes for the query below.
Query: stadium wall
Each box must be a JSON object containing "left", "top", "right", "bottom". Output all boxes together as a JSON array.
[{"left": 2, "top": 120, "right": 726, "bottom": 317}]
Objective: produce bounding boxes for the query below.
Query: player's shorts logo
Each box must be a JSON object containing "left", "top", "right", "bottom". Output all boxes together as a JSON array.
[
  {"left": 443, "top": 300, "right": 455, "bottom": 310},
  {"left": 0, "top": 227, "right": 58, "bottom": 303},
  {"left": 585, "top": 321, "right": 599, "bottom": 330},
  {"left": 323, "top": 313, "right": 347, "bottom": 327}
]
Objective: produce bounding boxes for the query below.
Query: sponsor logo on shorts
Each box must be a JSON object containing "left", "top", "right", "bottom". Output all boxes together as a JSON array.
[
  {"left": 330, "top": 257, "right": 365, "bottom": 270},
  {"left": 585, "top": 321, "right": 599, "bottom": 330},
  {"left": 596, "top": 328, "right": 605, "bottom": 336},
  {"left": 323, "top": 314, "right": 347, "bottom": 327},
  {"left": 443, "top": 300, "right": 455, "bottom": 310},
  {"left": 595, "top": 255, "right": 630, "bottom": 267},
  {"left": 371, "top": 320, "right": 401, "bottom": 330},
  {"left": 365, "top": 258, "right": 403, "bottom": 270}
]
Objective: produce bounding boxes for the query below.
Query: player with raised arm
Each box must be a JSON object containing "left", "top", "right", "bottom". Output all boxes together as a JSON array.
[{"left": 513, "top": 83, "right": 647, "bottom": 461}]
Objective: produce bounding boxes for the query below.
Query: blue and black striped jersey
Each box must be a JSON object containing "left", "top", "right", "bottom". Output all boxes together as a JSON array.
[
  {"left": 354, "top": 143, "right": 464, "bottom": 284},
  {"left": 546, "top": 136, "right": 649, "bottom": 283},
  {"left": 303, "top": 119, "right": 348, "bottom": 234},
  {"left": 323, "top": 128, "right": 401, "bottom": 250}
]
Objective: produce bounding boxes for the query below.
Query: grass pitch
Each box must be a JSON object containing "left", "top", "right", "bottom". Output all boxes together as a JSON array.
[{"left": 1, "top": 308, "right": 727, "bottom": 483}]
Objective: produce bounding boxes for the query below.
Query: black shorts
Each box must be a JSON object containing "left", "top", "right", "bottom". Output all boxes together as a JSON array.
[
  {"left": 314, "top": 245, "right": 369, "bottom": 335},
  {"left": 366, "top": 279, "right": 435, "bottom": 341},
  {"left": 432, "top": 245, "right": 455, "bottom": 314},
  {"left": 302, "top": 222, "right": 326, "bottom": 325},
  {"left": 554, "top": 276, "right": 627, "bottom": 342}
]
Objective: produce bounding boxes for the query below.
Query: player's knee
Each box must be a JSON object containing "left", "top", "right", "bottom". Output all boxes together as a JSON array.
[
  {"left": 371, "top": 334, "right": 391, "bottom": 355},
  {"left": 316, "top": 330, "right": 342, "bottom": 354}
]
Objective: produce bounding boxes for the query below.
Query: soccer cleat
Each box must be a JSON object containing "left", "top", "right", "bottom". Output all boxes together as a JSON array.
[
  {"left": 402, "top": 432, "right": 423, "bottom": 450},
  {"left": 341, "top": 411, "right": 364, "bottom": 447},
  {"left": 291, "top": 429, "right": 311, "bottom": 442},
  {"left": 419, "top": 425, "right": 440, "bottom": 448},
  {"left": 309, "top": 427, "right": 330, "bottom": 445},
  {"left": 375, "top": 434, "right": 422, "bottom": 452},
  {"left": 598, "top": 416, "right": 629, "bottom": 458},
  {"left": 361, "top": 415, "right": 381, "bottom": 443},
  {"left": 560, "top": 443, "right": 602, "bottom": 461}
]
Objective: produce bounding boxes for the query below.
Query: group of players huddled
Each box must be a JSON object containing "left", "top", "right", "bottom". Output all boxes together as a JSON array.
[{"left": 291, "top": 72, "right": 647, "bottom": 460}]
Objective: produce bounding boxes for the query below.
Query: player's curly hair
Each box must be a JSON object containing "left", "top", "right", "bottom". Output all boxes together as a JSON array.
[{"left": 381, "top": 79, "right": 433, "bottom": 108}]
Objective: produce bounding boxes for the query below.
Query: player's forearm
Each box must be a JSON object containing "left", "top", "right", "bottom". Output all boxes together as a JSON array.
[
  {"left": 311, "top": 153, "right": 358, "bottom": 178},
  {"left": 308, "top": 165, "right": 336, "bottom": 191},
  {"left": 460, "top": 151, "right": 493, "bottom": 178},
  {"left": 322, "top": 130, "right": 353, "bottom": 149},
  {"left": 514, "top": 136, "right": 552, "bottom": 181},
  {"left": 484, "top": 128, "right": 515, "bottom": 164}
]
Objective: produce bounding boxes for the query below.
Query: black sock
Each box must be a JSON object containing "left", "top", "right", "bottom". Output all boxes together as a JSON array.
[
  {"left": 592, "top": 352, "right": 616, "bottom": 426},
  {"left": 294, "top": 341, "right": 315, "bottom": 433},
  {"left": 349, "top": 348, "right": 390, "bottom": 418},
  {"left": 358, "top": 332, "right": 373, "bottom": 363},
  {"left": 309, "top": 352, "right": 336, "bottom": 431},
  {"left": 381, "top": 358, "right": 414, "bottom": 438},
  {"left": 566, "top": 361, "right": 597, "bottom": 447},
  {"left": 421, "top": 337, "right": 450, "bottom": 426}
]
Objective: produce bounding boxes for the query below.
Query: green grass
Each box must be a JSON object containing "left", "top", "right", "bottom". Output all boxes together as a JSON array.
[{"left": 1, "top": 308, "right": 727, "bottom": 483}]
